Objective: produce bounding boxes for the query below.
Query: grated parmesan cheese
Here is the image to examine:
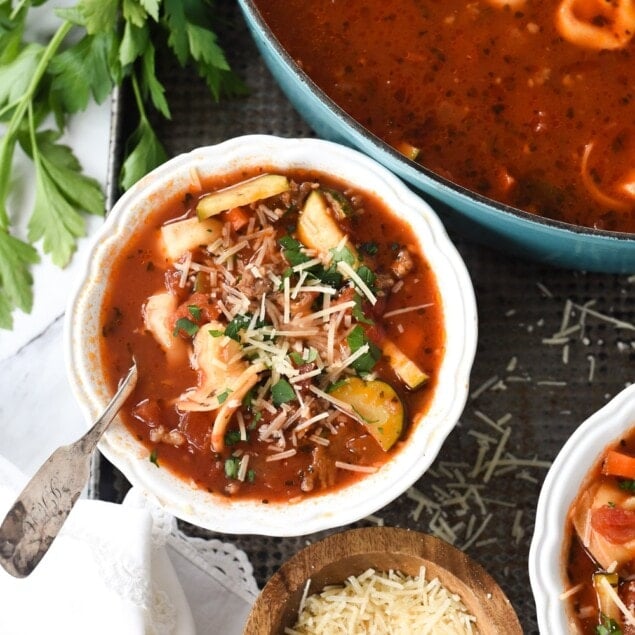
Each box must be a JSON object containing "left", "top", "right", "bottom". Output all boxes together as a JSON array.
[{"left": 286, "top": 567, "right": 479, "bottom": 635}]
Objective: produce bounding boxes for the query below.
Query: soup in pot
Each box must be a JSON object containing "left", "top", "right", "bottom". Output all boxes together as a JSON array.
[{"left": 254, "top": 0, "right": 635, "bottom": 232}]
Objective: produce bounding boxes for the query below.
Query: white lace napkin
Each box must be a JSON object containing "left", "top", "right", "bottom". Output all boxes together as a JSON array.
[{"left": 0, "top": 456, "right": 259, "bottom": 635}]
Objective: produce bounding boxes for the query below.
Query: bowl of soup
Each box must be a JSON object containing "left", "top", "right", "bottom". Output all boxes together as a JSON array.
[
  {"left": 529, "top": 383, "right": 635, "bottom": 633},
  {"left": 237, "top": 0, "right": 635, "bottom": 273},
  {"left": 65, "top": 135, "right": 477, "bottom": 535},
  {"left": 245, "top": 526, "right": 522, "bottom": 634}
]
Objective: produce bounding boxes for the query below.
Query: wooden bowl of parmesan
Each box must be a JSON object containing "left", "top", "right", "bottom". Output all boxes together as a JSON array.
[{"left": 244, "top": 527, "right": 521, "bottom": 634}]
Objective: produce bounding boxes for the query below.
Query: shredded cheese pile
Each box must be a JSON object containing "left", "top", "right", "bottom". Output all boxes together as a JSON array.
[{"left": 285, "top": 567, "right": 478, "bottom": 635}]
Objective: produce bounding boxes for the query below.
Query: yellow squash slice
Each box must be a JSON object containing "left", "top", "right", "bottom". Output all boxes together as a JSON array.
[
  {"left": 329, "top": 377, "right": 404, "bottom": 451},
  {"left": 196, "top": 174, "right": 290, "bottom": 219}
]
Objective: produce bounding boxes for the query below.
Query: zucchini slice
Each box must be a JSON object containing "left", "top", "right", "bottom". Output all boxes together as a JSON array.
[
  {"left": 382, "top": 339, "right": 429, "bottom": 390},
  {"left": 161, "top": 216, "right": 223, "bottom": 261},
  {"left": 196, "top": 174, "right": 290, "bottom": 219},
  {"left": 329, "top": 377, "right": 404, "bottom": 451},
  {"left": 297, "top": 190, "right": 359, "bottom": 264}
]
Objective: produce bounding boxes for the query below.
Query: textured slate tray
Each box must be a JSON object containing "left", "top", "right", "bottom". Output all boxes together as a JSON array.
[{"left": 94, "top": 4, "right": 635, "bottom": 633}]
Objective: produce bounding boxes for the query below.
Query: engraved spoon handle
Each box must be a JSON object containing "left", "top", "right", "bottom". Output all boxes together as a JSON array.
[{"left": 0, "top": 361, "right": 138, "bottom": 578}]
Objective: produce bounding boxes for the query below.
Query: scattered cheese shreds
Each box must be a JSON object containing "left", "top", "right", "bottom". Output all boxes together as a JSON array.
[{"left": 286, "top": 567, "right": 479, "bottom": 635}]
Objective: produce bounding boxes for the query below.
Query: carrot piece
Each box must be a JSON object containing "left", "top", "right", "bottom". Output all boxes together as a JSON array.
[
  {"left": 222, "top": 207, "right": 250, "bottom": 231},
  {"left": 602, "top": 449, "right": 635, "bottom": 479}
]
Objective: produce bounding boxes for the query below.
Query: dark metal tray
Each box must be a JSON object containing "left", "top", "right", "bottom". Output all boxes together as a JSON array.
[{"left": 94, "top": 4, "right": 635, "bottom": 632}]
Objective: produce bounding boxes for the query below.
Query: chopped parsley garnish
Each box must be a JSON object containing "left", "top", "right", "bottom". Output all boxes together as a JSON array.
[
  {"left": 225, "top": 457, "right": 240, "bottom": 479},
  {"left": 329, "top": 244, "right": 357, "bottom": 267},
  {"left": 149, "top": 449, "right": 159, "bottom": 467},
  {"left": 319, "top": 264, "right": 344, "bottom": 287},
  {"left": 279, "top": 234, "right": 343, "bottom": 287},
  {"left": 352, "top": 292, "right": 374, "bottom": 325},
  {"left": 347, "top": 325, "right": 382, "bottom": 374},
  {"left": 271, "top": 378, "right": 297, "bottom": 406},
  {"left": 328, "top": 379, "right": 347, "bottom": 392},
  {"left": 247, "top": 469, "right": 256, "bottom": 483},
  {"left": 224, "top": 430, "right": 242, "bottom": 446},
  {"left": 279, "top": 235, "right": 311, "bottom": 267},
  {"left": 360, "top": 241, "right": 378, "bottom": 256},
  {"left": 290, "top": 347, "right": 319, "bottom": 366},
  {"left": 173, "top": 317, "right": 199, "bottom": 337},
  {"left": 289, "top": 351, "right": 305, "bottom": 366},
  {"left": 209, "top": 329, "right": 224, "bottom": 337},
  {"left": 224, "top": 314, "right": 252, "bottom": 341},
  {"left": 249, "top": 411, "right": 262, "bottom": 429},
  {"left": 217, "top": 388, "right": 232, "bottom": 405},
  {"left": 356, "top": 265, "right": 376, "bottom": 292},
  {"left": 596, "top": 614, "right": 623, "bottom": 635},
  {"left": 618, "top": 479, "right": 635, "bottom": 492},
  {"left": 188, "top": 305, "right": 202, "bottom": 320},
  {"left": 242, "top": 389, "right": 254, "bottom": 410}
]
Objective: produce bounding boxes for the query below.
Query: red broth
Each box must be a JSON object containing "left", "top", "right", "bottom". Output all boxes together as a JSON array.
[
  {"left": 254, "top": 0, "right": 635, "bottom": 233},
  {"left": 99, "top": 168, "right": 444, "bottom": 502},
  {"left": 565, "top": 428, "right": 635, "bottom": 632}
]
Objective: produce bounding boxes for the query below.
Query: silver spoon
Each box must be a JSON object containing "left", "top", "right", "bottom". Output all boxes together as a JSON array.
[{"left": 0, "top": 361, "right": 138, "bottom": 578}]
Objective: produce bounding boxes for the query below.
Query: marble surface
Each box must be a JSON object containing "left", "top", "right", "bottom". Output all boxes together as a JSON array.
[{"left": 0, "top": 99, "right": 111, "bottom": 475}]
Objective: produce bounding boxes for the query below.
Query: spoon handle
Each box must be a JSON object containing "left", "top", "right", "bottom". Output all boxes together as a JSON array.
[{"left": 0, "top": 362, "right": 138, "bottom": 578}]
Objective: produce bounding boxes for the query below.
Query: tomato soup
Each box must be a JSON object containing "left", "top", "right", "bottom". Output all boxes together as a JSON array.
[
  {"left": 565, "top": 427, "right": 635, "bottom": 632},
  {"left": 254, "top": 0, "right": 635, "bottom": 232},
  {"left": 100, "top": 169, "right": 444, "bottom": 502}
]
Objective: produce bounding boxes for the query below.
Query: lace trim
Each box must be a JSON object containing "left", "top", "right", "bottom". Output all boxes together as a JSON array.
[{"left": 125, "top": 488, "right": 259, "bottom": 603}]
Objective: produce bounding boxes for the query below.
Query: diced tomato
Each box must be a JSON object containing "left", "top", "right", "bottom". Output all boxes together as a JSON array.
[
  {"left": 172, "top": 292, "right": 221, "bottom": 337},
  {"left": 592, "top": 505, "right": 635, "bottom": 544},
  {"left": 603, "top": 450, "right": 635, "bottom": 479},
  {"left": 362, "top": 322, "right": 387, "bottom": 347},
  {"left": 222, "top": 206, "right": 250, "bottom": 231}
]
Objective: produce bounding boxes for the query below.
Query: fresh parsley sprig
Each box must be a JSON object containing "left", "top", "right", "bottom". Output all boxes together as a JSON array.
[{"left": 0, "top": 0, "right": 245, "bottom": 329}]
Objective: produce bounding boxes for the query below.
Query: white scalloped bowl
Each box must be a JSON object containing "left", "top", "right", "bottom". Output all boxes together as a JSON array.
[
  {"left": 65, "top": 135, "right": 477, "bottom": 536},
  {"left": 529, "top": 383, "right": 635, "bottom": 632}
]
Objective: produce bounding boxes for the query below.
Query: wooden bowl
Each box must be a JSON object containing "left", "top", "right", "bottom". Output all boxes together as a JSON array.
[{"left": 244, "top": 527, "right": 522, "bottom": 634}]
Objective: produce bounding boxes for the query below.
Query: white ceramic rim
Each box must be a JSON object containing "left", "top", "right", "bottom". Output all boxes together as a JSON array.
[
  {"left": 529, "top": 382, "right": 635, "bottom": 633},
  {"left": 64, "top": 134, "right": 478, "bottom": 536}
]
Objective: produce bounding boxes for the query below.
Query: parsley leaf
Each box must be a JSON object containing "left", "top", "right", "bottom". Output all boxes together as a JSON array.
[
  {"left": 0, "top": 231, "right": 39, "bottom": 329},
  {"left": 188, "top": 304, "right": 202, "bottom": 320},
  {"left": 352, "top": 292, "right": 374, "bottom": 325},
  {"left": 279, "top": 234, "right": 310, "bottom": 267},
  {"left": 225, "top": 457, "right": 240, "bottom": 479},
  {"left": 347, "top": 325, "right": 382, "bottom": 374},
  {"left": 173, "top": 317, "right": 199, "bottom": 337},
  {"left": 356, "top": 265, "right": 376, "bottom": 291},
  {"left": 225, "top": 313, "right": 252, "bottom": 341},
  {"left": 149, "top": 448, "right": 159, "bottom": 467},
  {"left": 119, "top": 105, "right": 167, "bottom": 190},
  {"left": 329, "top": 244, "right": 356, "bottom": 267},
  {"left": 271, "top": 379, "right": 297, "bottom": 407},
  {"left": 0, "top": 0, "right": 244, "bottom": 330},
  {"left": 360, "top": 241, "right": 378, "bottom": 256},
  {"left": 619, "top": 479, "right": 635, "bottom": 492},
  {"left": 217, "top": 388, "right": 231, "bottom": 404},
  {"left": 224, "top": 430, "right": 242, "bottom": 446},
  {"left": 49, "top": 34, "right": 114, "bottom": 112},
  {"left": 596, "top": 614, "right": 623, "bottom": 635}
]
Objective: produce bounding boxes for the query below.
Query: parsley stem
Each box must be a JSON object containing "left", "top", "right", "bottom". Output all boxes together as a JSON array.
[
  {"left": 0, "top": 20, "right": 73, "bottom": 224},
  {"left": 131, "top": 71, "right": 150, "bottom": 127},
  {"left": 3, "top": 21, "right": 73, "bottom": 141},
  {"left": 9, "top": 0, "right": 29, "bottom": 21}
]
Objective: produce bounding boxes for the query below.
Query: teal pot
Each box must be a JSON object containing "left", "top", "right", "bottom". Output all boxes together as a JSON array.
[{"left": 237, "top": 0, "right": 635, "bottom": 273}]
